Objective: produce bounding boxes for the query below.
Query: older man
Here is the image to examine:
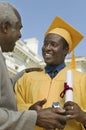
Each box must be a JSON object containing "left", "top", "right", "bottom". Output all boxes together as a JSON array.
[{"left": 0, "top": 2, "right": 65, "bottom": 130}]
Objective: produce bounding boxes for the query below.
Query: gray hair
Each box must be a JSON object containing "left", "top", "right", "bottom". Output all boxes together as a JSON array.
[{"left": 0, "top": 2, "right": 18, "bottom": 25}]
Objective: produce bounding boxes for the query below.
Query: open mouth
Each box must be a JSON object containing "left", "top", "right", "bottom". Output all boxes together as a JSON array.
[{"left": 44, "top": 53, "right": 53, "bottom": 58}]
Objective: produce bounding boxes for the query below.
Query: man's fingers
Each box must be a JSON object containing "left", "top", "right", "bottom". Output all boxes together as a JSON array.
[
  {"left": 37, "top": 99, "right": 47, "bottom": 106},
  {"left": 52, "top": 107, "right": 66, "bottom": 114}
]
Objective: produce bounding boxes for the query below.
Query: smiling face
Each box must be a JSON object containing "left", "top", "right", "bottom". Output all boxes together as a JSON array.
[
  {"left": 1, "top": 21, "right": 22, "bottom": 52},
  {"left": 42, "top": 33, "right": 69, "bottom": 66},
  {"left": 4, "top": 9, "right": 22, "bottom": 52},
  {"left": 0, "top": 4, "right": 22, "bottom": 52}
]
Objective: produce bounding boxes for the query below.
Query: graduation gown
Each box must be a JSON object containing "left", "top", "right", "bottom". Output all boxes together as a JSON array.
[{"left": 15, "top": 66, "right": 86, "bottom": 130}]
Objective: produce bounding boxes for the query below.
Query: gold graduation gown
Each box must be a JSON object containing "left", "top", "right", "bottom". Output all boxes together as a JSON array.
[{"left": 15, "top": 66, "right": 86, "bottom": 130}]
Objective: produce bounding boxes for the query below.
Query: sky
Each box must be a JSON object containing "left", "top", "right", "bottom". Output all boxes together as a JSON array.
[{"left": 1, "top": 0, "right": 86, "bottom": 58}]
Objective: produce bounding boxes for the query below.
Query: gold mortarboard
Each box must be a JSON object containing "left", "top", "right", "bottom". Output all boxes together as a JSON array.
[
  {"left": 45, "top": 16, "right": 84, "bottom": 69},
  {"left": 45, "top": 16, "right": 84, "bottom": 53}
]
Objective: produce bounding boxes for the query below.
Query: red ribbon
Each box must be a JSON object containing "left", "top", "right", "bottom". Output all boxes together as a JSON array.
[{"left": 60, "top": 82, "right": 73, "bottom": 98}]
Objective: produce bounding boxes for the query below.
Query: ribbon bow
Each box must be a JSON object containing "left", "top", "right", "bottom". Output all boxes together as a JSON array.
[{"left": 60, "top": 82, "right": 73, "bottom": 98}]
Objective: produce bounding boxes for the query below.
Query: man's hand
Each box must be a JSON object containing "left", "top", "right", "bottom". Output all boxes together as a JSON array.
[
  {"left": 29, "top": 100, "right": 67, "bottom": 129},
  {"left": 29, "top": 99, "right": 47, "bottom": 111},
  {"left": 36, "top": 107, "right": 67, "bottom": 129},
  {"left": 64, "top": 101, "right": 86, "bottom": 123}
]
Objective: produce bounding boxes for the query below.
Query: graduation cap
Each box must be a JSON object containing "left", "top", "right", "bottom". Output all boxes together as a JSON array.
[{"left": 45, "top": 16, "right": 84, "bottom": 69}]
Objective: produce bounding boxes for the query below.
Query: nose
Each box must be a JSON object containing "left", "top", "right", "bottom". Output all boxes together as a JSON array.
[
  {"left": 45, "top": 44, "right": 52, "bottom": 50},
  {"left": 42, "top": 44, "right": 52, "bottom": 53}
]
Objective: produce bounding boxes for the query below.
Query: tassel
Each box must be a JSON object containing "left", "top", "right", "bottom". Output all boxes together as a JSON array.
[{"left": 71, "top": 50, "right": 76, "bottom": 69}]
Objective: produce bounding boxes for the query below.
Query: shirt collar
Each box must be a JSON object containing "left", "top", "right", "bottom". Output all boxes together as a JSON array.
[{"left": 45, "top": 63, "right": 66, "bottom": 73}]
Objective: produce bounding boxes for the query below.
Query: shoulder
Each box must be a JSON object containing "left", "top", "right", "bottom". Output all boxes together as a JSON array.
[
  {"left": 72, "top": 70, "right": 86, "bottom": 84},
  {"left": 73, "top": 69, "right": 85, "bottom": 76},
  {"left": 17, "top": 69, "right": 45, "bottom": 81}
]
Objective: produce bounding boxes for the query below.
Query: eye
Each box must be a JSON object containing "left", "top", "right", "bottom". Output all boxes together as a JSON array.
[
  {"left": 43, "top": 41, "right": 49, "bottom": 47},
  {"left": 51, "top": 42, "right": 57, "bottom": 47}
]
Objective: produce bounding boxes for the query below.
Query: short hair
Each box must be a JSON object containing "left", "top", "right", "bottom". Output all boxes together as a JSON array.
[{"left": 0, "top": 2, "right": 18, "bottom": 26}]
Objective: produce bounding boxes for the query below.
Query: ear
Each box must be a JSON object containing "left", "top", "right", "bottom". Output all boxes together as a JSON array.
[
  {"left": 64, "top": 47, "right": 69, "bottom": 56},
  {"left": 1, "top": 22, "right": 11, "bottom": 33}
]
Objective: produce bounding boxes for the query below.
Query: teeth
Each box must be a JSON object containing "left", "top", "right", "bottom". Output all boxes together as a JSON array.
[{"left": 45, "top": 53, "right": 51, "bottom": 56}]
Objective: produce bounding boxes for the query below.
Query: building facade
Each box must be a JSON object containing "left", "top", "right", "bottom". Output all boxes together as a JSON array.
[{"left": 3, "top": 38, "right": 86, "bottom": 76}]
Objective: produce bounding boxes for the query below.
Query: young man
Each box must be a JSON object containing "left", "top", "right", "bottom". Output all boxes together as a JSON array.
[
  {"left": 15, "top": 16, "right": 86, "bottom": 130},
  {"left": 0, "top": 2, "right": 65, "bottom": 130}
]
